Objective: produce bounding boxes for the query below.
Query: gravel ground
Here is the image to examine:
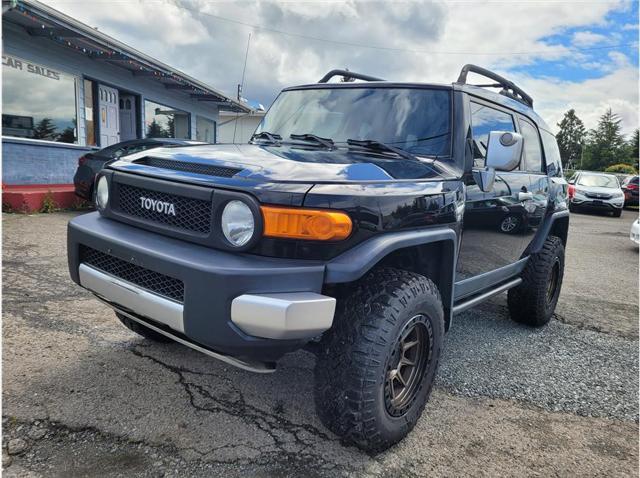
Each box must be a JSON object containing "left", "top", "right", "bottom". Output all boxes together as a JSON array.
[
  {"left": 2, "top": 210, "right": 638, "bottom": 477},
  {"left": 439, "top": 306, "right": 638, "bottom": 421}
]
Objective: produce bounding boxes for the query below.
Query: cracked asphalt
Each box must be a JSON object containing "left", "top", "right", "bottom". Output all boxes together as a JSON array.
[{"left": 3, "top": 210, "right": 639, "bottom": 477}]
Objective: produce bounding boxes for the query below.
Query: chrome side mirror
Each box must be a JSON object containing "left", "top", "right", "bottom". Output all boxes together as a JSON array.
[{"left": 486, "top": 131, "right": 523, "bottom": 172}]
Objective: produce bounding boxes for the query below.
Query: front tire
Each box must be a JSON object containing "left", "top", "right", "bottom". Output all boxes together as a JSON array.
[
  {"left": 314, "top": 268, "right": 444, "bottom": 453},
  {"left": 507, "top": 236, "right": 564, "bottom": 326},
  {"left": 117, "top": 313, "right": 173, "bottom": 343},
  {"left": 612, "top": 208, "right": 622, "bottom": 217}
]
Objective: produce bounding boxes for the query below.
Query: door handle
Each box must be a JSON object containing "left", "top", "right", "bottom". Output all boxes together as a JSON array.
[{"left": 518, "top": 192, "right": 534, "bottom": 201}]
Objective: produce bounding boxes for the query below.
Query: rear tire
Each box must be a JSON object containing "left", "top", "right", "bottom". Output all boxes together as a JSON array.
[
  {"left": 117, "top": 313, "right": 173, "bottom": 343},
  {"left": 508, "top": 236, "right": 564, "bottom": 327},
  {"left": 314, "top": 268, "right": 444, "bottom": 453}
]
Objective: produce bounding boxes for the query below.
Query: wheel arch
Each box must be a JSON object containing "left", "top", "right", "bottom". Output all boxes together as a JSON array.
[
  {"left": 324, "top": 228, "right": 457, "bottom": 331},
  {"left": 525, "top": 209, "right": 569, "bottom": 255}
]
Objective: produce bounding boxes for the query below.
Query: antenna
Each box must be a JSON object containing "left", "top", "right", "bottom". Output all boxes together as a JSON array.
[{"left": 233, "top": 33, "right": 251, "bottom": 143}]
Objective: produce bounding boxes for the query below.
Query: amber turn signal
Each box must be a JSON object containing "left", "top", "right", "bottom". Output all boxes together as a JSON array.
[{"left": 261, "top": 206, "right": 352, "bottom": 241}]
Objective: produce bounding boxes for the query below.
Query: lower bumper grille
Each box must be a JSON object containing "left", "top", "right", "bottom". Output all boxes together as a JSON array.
[{"left": 80, "top": 245, "right": 184, "bottom": 302}]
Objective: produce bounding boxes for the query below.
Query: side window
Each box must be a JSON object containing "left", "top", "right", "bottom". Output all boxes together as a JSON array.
[
  {"left": 519, "top": 118, "right": 543, "bottom": 173},
  {"left": 470, "top": 102, "right": 516, "bottom": 168},
  {"left": 541, "top": 130, "right": 562, "bottom": 177}
]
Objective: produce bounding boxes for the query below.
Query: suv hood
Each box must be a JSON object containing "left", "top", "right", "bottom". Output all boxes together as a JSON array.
[{"left": 111, "top": 143, "right": 454, "bottom": 184}]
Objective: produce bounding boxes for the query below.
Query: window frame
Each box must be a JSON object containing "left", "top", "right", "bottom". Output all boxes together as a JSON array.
[
  {"left": 517, "top": 115, "right": 545, "bottom": 174},
  {"left": 468, "top": 97, "right": 518, "bottom": 170}
]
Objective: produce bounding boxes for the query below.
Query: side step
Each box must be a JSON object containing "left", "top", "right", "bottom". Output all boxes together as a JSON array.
[
  {"left": 452, "top": 278, "right": 522, "bottom": 315},
  {"left": 96, "top": 297, "right": 277, "bottom": 374}
]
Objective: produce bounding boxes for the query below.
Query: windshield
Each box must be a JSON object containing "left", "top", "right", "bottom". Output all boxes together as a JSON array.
[
  {"left": 577, "top": 174, "right": 619, "bottom": 188},
  {"left": 255, "top": 87, "right": 451, "bottom": 157}
]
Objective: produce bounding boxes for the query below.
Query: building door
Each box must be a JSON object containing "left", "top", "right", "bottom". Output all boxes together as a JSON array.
[
  {"left": 119, "top": 95, "right": 136, "bottom": 141},
  {"left": 99, "top": 84, "right": 119, "bottom": 146}
]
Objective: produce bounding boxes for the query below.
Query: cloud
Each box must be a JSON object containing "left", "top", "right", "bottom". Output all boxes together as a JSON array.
[
  {"left": 41, "top": 0, "right": 638, "bottom": 136},
  {"left": 572, "top": 31, "right": 608, "bottom": 47}
]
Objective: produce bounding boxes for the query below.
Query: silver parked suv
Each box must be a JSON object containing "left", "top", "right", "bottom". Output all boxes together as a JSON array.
[{"left": 568, "top": 171, "right": 624, "bottom": 217}]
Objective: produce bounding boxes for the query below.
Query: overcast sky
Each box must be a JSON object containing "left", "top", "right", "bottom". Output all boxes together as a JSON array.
[{"left": 45, "top": 0, "right": 639, "bottom": 135}]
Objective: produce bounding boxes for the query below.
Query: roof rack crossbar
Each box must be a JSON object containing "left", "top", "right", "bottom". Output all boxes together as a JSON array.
[
  {"left": 456, "top": 64, "right": 533, "bottom": 107},
  {"left": 318, "top": 69, "right": 384, "bottom": 83}
]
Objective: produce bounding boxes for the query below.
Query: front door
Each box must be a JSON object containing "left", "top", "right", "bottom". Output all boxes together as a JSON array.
[
  {"left": 119, "top": 95, "right": 137, "bottom": 142},
  {"left": 99, "top": 84, "right": 119, "bottom": 147},
  {"left": 456, "top": 100, "right": 532, "bottom": 286}
]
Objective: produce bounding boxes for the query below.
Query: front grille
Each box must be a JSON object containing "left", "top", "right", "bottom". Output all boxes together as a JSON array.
[
  {"left": 585, "top": 192, "right": 612, "bottom": 199},
  {"left": 135, "top": 157, "right": 241, "bottom": 178},
  {"left": 80, "top": 246, "right": 184, "bottom": 302},
  {"left": 115, "top": 184, "right": 211, "bottom": 234}
]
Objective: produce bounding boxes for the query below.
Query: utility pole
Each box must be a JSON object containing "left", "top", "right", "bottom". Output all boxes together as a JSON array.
[{"left": 233, "top": 33, "right": 251, "bottom": 143}]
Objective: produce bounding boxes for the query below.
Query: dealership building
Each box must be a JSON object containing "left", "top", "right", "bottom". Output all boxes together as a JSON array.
[{"left": 2, "top": 0, "right": 253, "bottom": 210}]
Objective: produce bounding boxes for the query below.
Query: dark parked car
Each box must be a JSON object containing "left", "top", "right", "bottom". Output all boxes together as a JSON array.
[
  {"left": 67, "top": 65, "right": 569, "bottom": 452},
  {"left": 621, "top": 175, "right": 639, "bottom": 207},
  {"left": 73, "top": 138, "right": 206, "bottom": 200}
]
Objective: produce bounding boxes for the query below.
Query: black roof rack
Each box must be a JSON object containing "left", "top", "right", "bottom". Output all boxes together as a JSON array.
[
  {"left": 456, "top": 64, "right": 533, "bottom": 108},
  {"left": 318, "top": 69, "right": 384, "bottom": 83}
]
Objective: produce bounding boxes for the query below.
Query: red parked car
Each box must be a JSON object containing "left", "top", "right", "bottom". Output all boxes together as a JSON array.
[{"left": 621, "top": 175, "right": 639, "bottom": 207}]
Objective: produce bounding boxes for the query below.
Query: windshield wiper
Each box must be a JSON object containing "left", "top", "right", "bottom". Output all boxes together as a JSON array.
[
  {"left": 251, "top": 131, "right": 282, "bottom": 144},
  {"left": 346, "top": 138, "right": 420, "bottom": 161},
  {"left": 289, "top": 133, "right": 334, "bottom": 149}
]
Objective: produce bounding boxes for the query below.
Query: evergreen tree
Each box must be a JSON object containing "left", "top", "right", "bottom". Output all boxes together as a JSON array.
[
  {"left": 146, "top": 119, "right": 167, "bottom": 138},
  {"left": 57, "top": 126, "right": 76, "bottom": 144},
  {"left": 556, "top": 109, "right": 586, "bottom": 169},
  {"left": 628, "top": 128, "right": 639, "bottom": 165},
  {"left": 582, "top": 109, "right": 626, "bottom": 171},
  {"left": 32, "top": 118, "right": 58, "bottom": 140},
  {"left": 167, "top": 116, "right": 175, "bottom": 138}
]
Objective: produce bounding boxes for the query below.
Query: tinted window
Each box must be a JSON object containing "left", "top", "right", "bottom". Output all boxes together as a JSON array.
[
  {"left": 541, "top": 130, "right": 562, "bottom": 177},
  {"left": 519, "top": 119, "right": 543, "bottom": 172},
  {"left": 470, "top": 102, "right": 515, "bottom": 168},
  {"left": 257, "top": 88, "right": 451, "bottom": 157}
]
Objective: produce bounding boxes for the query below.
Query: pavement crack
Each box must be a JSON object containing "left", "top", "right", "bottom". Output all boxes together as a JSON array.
[{"left": 129, "top": 347, "right": 340, "bottom": 454}]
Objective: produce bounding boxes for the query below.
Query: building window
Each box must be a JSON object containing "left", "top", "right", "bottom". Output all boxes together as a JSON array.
[
  {"left": 2, "top": 55, "right": 77, "bottom": 143},
  {"left": 196, "top": 116, "right": 215, "bottom": 143},
  {"left": 144, "top": 100, "right": 189, "bottom": 139}
]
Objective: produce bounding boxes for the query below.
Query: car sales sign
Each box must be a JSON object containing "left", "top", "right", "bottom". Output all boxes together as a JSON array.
[{"left": 3, "top": 55, "right": 61, "bottom": 80}]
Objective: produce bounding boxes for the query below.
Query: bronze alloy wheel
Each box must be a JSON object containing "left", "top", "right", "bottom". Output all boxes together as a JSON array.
[
  {"left": 384, "top": 315, "right": 433, "bottom": 417},
  {"left": 546, "top": 259, "right": 560, "bottom": 305}
]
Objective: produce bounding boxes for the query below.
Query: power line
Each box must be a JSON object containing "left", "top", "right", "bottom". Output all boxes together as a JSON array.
[{"left": 49, "top": 0, "right": 639, "bottom": 56}]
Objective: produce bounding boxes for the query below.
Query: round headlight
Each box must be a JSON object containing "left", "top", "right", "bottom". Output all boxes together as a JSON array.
[
  {"left": 95, "top": 176, "right": 109, "bottom": 210},
  {"left": 221, "top": 200, "right": 255, "bottom": 247}
]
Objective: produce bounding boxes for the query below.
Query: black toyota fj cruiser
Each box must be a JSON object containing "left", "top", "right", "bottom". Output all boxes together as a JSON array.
[{"left": 68, "top": 65, "right": 569, "bottom": 452}]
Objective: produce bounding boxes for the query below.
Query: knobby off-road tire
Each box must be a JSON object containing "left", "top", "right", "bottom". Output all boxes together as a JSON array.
[
  {"left": 117, "top": 312, "right": 173, "bottom": 343},
  {"left": 314, "top": 267, "right": 445, "bottom": 453},
  {"left": 507, "top": 235, "right": 565, "bottom": 327}
]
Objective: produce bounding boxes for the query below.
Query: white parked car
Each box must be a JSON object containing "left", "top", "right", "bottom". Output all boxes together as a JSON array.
[
  {"left": 631, "top": 218, "right": 640, "bottom": 245},
  {"left": 568, "top": 172, "right": 625, "bottom": 217}
]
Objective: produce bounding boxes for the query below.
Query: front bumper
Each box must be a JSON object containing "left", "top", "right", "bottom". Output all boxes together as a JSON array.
[
  {"left": 68, "top": 212, "right": 335, "bottom": 362},
  {"left": 570, "top": 194, "right": 624, "bottom": 210}
]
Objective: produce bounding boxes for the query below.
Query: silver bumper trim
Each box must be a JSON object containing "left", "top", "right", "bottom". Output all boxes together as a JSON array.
[
  {"left": 79, "top": 263, "right": 184, "bottom": 333},
  {"left": 231, "top": 292, "right": 336, "bottom": 340},
  {"left": 97, "top": 301, "right": 275, "bottom": 374}
]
